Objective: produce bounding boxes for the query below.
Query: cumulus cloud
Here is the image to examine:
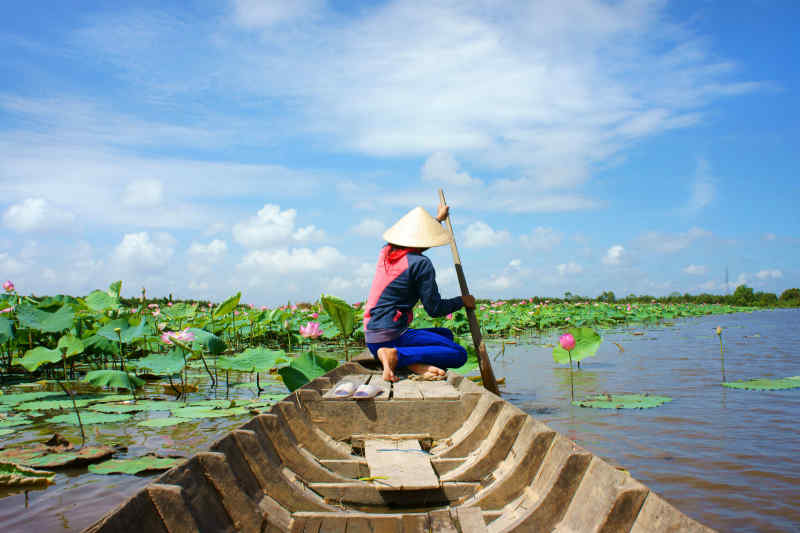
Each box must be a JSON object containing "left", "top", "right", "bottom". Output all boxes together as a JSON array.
[
  {"left": 188, "top": 239, "right": 227, "bottom": 261},
  {"left": 557, "top": 262, "right": 583, "bottom": 276},
  {"left": 292, "top": 225, "right": 326, "bottom": 242},
  {"left": 233, "top": 204, "right": 323, "bottom": 248},
  {"left": 683, "top": 264, "right": 707, "bottom": 275},
  {"left": 463, "top": 221, "right": 511, "bottom": 248},
  {"left": 421, "top": 152, "right": 482, "bottom": 187},
  {"left": 122, "top": 178, "right": 164, "bottom": 207},
  {"left": 238, "top": 246, "right": 345, "bottom": 274},
  {"left": 111, "top": 232, "right": 176, "bottom": 272},
  {"left": 602, "top": 244, "right": 625, "bottom": 265},
  {"left": 508, "top": 259, "right": 522, "bottom": 269},
  {"left": 755, "top": 269, "right": 782, "bottom": 280},
  {"left": 637, "top": 227, "right": 712, "bottom": 254},
  {"left": 520, "top": 227, "right": 561, "bottom": 250},
  {"left": 351, "top": 218, "right": 386, "bottom": 238},
  {"left": 2, "top": 197, "right": 75, "bottom": 232}
]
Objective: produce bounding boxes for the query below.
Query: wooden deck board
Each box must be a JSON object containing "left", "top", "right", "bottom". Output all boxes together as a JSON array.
[
  {"left": 366, "top": 374, "right": 391, "bottom": 401},
  {"left": 392, "top": 380, "right": 422, "bottom": 399},
  {"left": 416, "top": 381, "right": 460, "bottom": 400},
  {"left": 364, "top": 439, "right": 439, "bottom": 490}
]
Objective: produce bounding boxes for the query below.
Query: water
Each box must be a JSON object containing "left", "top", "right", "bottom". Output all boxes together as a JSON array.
[
  {"left": 1, "top": 310, "right": 798, "bottom": 532},
  {"left": 495, "top": 308, "right": 800, "bottom": 532}
]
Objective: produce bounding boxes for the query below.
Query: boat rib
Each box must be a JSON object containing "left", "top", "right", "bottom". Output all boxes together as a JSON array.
[{"left": 85, "top": 356, "right": 715, "bottom": 532}]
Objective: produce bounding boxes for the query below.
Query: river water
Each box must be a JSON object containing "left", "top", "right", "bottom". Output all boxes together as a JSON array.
[{"left": 0, "top": 309, "right": 797, "bottom": 532}]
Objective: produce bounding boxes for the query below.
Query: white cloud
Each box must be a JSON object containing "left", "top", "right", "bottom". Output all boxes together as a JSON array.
[
  {"left": 238, "top": 246, "right": 345, "bottom": 274},
  {"left": 421, "top": 152, "right": 482, "bottom": 187},
  {"left": 755, "top": 269, "right": 782, "bottom": 280},
  {"left": 763, "top": 233, "right": 776, "bottom": 241},
  {"left": 520, "top": 227, "right": 561, "bottom": 250},
  {"left": 683, "top": 264, "right": 707, "bottom": 275},
  {"left": 2, "top": 197, "right": 75, "bottom": 232},
  {"left": 232, "top": 0, "right": 324, "bottom": 28},
  {"left": 557, "top": 262, "right": 583, "bottom": 276},
  {"left": 351, "top": 218, "right": 386, "bottom": 238},
  {"left": 0, "top": 252, "right": 27, "bottom": 276},
  {"left": 292, "top": 225, "right": 326, "bottom": 242},
  {"left": 111, "top": 232, "right": 176, "bottom": 272},
  {"left": 188, "top": 239, "right": 227, "bottom": 261},
  {"left": 508, "top": 259, "right": 522, "bottom": 269},
  {"left": 683, "top": 158, "right": 714, "bottom": 213},
  {"left": 602, "top": 244, "right": 625, "bottom": 265},
  {"left": 637, "top": 227, "right": 712, "bottom": 254},
  {"left": 486, "top": 275, "right": 515, "bottom": 290},
  {"left": 232, "top": 204, "right": 298, "bottom": 248},
  {"left": 122, "top": 178, "right": 164, "bottom": 207},
  {"left": 463, "top": 221, "right": 510, "bottom": 248}
]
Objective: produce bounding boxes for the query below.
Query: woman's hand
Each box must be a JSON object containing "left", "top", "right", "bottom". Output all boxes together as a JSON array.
[
  {"left": 461, "top": 294, "right": 476, "bottom": 309},
  {"left": 436, "top": 204, "right": 450, "bottom": 222}
]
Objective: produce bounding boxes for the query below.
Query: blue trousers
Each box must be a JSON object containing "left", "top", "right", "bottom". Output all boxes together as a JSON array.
[{"left": 367, "top": 328, "right": 467, "bottom": 370}]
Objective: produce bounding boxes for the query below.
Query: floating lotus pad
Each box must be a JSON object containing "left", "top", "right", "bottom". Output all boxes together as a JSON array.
[
  {"left": 0, "top": 414, "right": 35, "bottom": 428},
  {"left": 572, "top": 394, "right": 673, "bottom": 409},
  {"left": 0, "top": 461, "right": 55, "bottom": 488},
  {"left": 89, "top": 400, "right": 184, "bottom": 414},
  {"left": 88, "top": 455, "right": 181, "bottom": 475},
  {"left": 0, "top": 445, "right": 114, "bottom": 468},
  {"left": 0, "top": 429, "right": 13, "bottom": 436},
  {"left": 47, "top": 412, "right": 132, "bottom": 426},
  {"left": 722, "top": 376, "right": 800, "bottom": 391},
  {"left": 137, "top": 417, "right": 192, "bottom": 428},
  {"left": 0, "top": 391, "right": 63, "bottom": 406},
  {"left": 170, "top": 406, "right": 249, "bottom": 419}
]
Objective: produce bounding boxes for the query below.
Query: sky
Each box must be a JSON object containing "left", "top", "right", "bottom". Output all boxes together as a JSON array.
[{"left": 0, "top": 0, "right": 798, "bottom": 306}]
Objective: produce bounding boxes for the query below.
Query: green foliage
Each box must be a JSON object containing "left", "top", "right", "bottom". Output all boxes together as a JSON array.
[
  {"left": 19, "top": 346, "right": 62, "bottom": 371},
  {"left": 97, "top": 318, "right": 147, "bottom": 344},
  {"left": 732, "top": 284, "right": 755, "bottom": 306},
  {"left": 321, "top": 294, "right": 355, "bottom": 338},
  {"left": 213, "top": 292, "right": 241, "bottom": 319},
  {"left": 16, "top": 304, "right": 74, "bottom": 332},
  {"left": 0, "top": 461, "right": 55, "bottom": 488},
  {"left": 48, "top": 411, "right": 132, "bottom": 426},
  {"left": 552, "top": 327, "right": 602, "bottom": 364},
  {"left": 451, "top": 339, "right": 479, "bottom": 375},
  {"left": 85, "top": 290, "right": 121, "bottom": 312},
  {"left": 217, "top": 347, "right": 285, "bottom": 373},
  {"left": 779, "top": 287, "right": 800, "bottom": 302},
  {"left": 722, "top": 376, "right": 800, "bottom": 391},
  {"left": 57, "top": 334, "right": 84, "bottom": 358},
  {"left": 108, "top": 280, "right": 122, "bottom": 299},
  {"left": 0, "top": 317, "right": 14, "bottom": 344},
  {"left": 187, "top": 328, "right": 226, "bottom": 355},
  {"left": 132, "top": 349, "right": 185, "bottom": 376},
  {"left": 0, "top": 391, "right": 62, "bottom": 406},
  {"left": 88, "top": 456, "right": 180, "bottom": 475},
  {"left": 278, "top": 351, "right": 339, "bottom": 392},
  {"left": 83, "top": 370, "right": 145, "bottom": 391},
  {"left": 573, "top": 394, "right": 673, "bottom": 409}
]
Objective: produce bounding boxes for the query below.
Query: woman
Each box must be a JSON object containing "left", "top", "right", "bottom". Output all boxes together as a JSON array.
[{"left": 363, "top": 204, "right": 476, "bottom": 382}]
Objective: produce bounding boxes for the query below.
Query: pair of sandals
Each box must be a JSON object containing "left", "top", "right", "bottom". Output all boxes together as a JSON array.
[{"left": 333, "top": 382, "right": 382, "bottom": 399}]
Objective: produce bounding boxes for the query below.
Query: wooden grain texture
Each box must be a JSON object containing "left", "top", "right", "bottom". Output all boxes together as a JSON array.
[
  {"left": 367, "top": 374, "right": 391, "bottom": 401},
  {"left": 392, "top": 379, "right": 422, "bottom": 399},
  {"left": 321, "top": 375, "right": 369, "bottom": 400},
  {"left": 417, "top": 380, "right": 460, "bottom": 400},
  {"left": 364, "top": 439, "right": 439, "bottom": 490}
]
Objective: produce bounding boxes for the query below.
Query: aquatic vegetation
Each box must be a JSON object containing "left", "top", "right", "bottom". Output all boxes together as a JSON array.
[
  {"left": 552, "top": 327, "right": 602, "bottom": 401},
  {"left": 88, "top": 455, "right": 181, "bottom": 475},
  {"left": 722, "top": 376, "right": 800, "bottom": 391},
  {"left": 572, "top": 393, "right": 673, "bottom": 409},
  {"left": 0, "top": 461, "right": 54, "bottom": 488}
]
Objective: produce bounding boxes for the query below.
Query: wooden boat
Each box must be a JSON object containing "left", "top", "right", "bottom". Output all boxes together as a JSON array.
[{"left": 86, "top": 357, "right": 714, "bottom": 532}]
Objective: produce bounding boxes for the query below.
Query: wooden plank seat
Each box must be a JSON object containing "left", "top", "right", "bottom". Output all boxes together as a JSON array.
[
  {"left": 364, "top": 438, "right": 439, "bottom": 490},
  {"left": 324, "top": 374, "right": 461, "bottom": 401}
]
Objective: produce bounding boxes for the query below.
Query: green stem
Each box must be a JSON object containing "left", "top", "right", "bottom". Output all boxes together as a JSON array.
[
  {"left": 58, "top": 380, "right": 85, "bottom": 448},
  {"left": 719, "top": 335, "right": 726, "bottom": 382},
  {"left": 568, "top": 351, "right": 574, "bottom": 401}
]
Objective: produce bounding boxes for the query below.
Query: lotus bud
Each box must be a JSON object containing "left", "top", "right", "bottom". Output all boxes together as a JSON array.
[
  {"left": 113, "top": 327, "right": 121, "bottom": 334},
  {"left": 716, "top": 326, "right": 722, "bottom": 336},
  {"left": 559, "top": 333, "right": 576, "bottom": 351}
]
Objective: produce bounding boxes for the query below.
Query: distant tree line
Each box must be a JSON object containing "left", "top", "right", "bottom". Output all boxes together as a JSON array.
[{"left": 544, "top": 286, "right": 800, "bottom": 308}]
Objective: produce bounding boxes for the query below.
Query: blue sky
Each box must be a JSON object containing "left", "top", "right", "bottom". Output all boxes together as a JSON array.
[{"left": 0, "top": 0, "right": 797, "bottom": 305}]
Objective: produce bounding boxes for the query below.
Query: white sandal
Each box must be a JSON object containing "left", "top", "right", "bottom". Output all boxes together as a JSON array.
[
  {"left": 353, "top": 384, "right": 382, "bottom": 400},
  {"left": 332, "top": 382, "right": 356, "bottom": 398}
]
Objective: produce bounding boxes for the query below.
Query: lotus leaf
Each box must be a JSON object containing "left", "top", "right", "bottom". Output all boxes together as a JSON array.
[
  {"left": 22, "top": 446, "right": 115, "bottom": 468},
  {"left": 0, "top": 316, "right": 13, "bottom": 344},
  {"left": 187, "top": 399, "right": 232, "bottom": 408},
  {"left": 132, "top": 349, "right": 185, "bottom": 376},
  {"left": 88, "top": 455, "right": 180, "bottom": 475},
  {"left": 552, "top": 327, "right": 602, "bottom": 364},
  {"left": 170, "top": 406, "right": 248, "bottom": 419},
  {"left": 97, "top": 318, "right": 148, "bottom": 344},
  {"left": 48, "top": 412, "right": 131, "bottom": 426},
  {"left": 85, "top": 290, "right": 121, "bottom": 311},
  {"left": 83, "top": 370, "right": 145, "bottom": 391},
  {"left": 187, "top": 328, "right": 226, "bottom": 355},
  {"left": 18, "top": 347, "right": 62, "bottom": 371},
  {"left": 16, "top": 304, "right": 74, "bottom": 333},
  {"left": 15, "top": 397, "right": 93, "bottom": 410},
  {"left": 722, "top": 376, "right": 800, "bottom": 391},
  {"left": 137, "top": 417, "right": 192, "bottom": 428},
  {"left": 0, "top": 391, "right": 62, "bottom": 406},
  {"left": 56, "top": 334, "right": 84, "bottom": 358},
  {"left": 0, "top": 429, "right": 13, "bottom": 436},
  {"left": 90, "top": 400, "right": 182, "bottom": 414},
  {"left": 0, "top": 414, "right": 34, "bottom": 428},
  {"left": 321, "top": 294, "right": 355, "bottom": 338},
  {"left": 277, "top": 351, "right": 339, "bottom": 392},
  {"left": 217, "top": 347, "right": 285, "bottom": 373},
  {"left": 573, "top": 394, "right": 672, "bottom": 409},
  {"left": 0, "top": 461, "right": 55, "bottom": 488},
  {"left": 213, "top": 292, "right": 241, "bottom": 319},
  {"left": 108, "top": 280, "right": 122, "bottom": 298},
  {"left": 82, "top": 334, "right": 120, "bottom": 355}
]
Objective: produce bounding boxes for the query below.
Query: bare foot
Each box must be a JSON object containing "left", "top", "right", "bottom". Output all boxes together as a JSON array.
[
  {"left": 376, "top": 348, "right": 399, "bottom": 382},
  {"left": 407, "top": 363, "right": 446, "bottom": 379}
]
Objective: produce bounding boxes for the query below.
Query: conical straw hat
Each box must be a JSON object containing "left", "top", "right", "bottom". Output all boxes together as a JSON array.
[{"left": 382, "top": 206, "right": 452, "bottom": 248}]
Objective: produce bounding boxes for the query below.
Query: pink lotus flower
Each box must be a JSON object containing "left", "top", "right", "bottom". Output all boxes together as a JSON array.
[
  {"left": 260, "top": 306, "right": 268, "bottom": 311},
  {"left": 248, "top": 303, "right": 254, "bottom": 309},
  {"left": 559, "top": 333, "right": 576, "bottom": 351},
  {"left": 148, "top": 303, "right": 158, "bottom": 309},
  {"left": 446, "top": 313, "right": 453, "bottom": 320},
  {"left": 2, "top": 281, "right": 14, "bottom": 292},
  {"left": 626, "top": 304, "right": 631, "bottom": 311},
  {"left": 234, "top": 310, "right": 239, "bottom": 316},
  {"left": 311, "top": 312, "right": 318, "bottom": 319},
  {"left": 290, "top": 304, "right": 297, "bottom": 311},
  {"left": 167, "top": 302, "right": 173, "bottom": 307},
  {"left": 299, "top": 321, "right": 323, "bottom": 339},
  {"left": 0, "top": 307, "right": 13, "bottom": 314},
  {"left": 160, "top": 328, "right": 196, "bottom": 345},
  {"left": 152, "top": 309, "right": 160, "bottom": 317}
]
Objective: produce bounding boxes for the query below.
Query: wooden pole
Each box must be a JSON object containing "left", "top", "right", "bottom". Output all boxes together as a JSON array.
[{"left": 438, "top": 189, "right": 500, "bottom": 395}]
